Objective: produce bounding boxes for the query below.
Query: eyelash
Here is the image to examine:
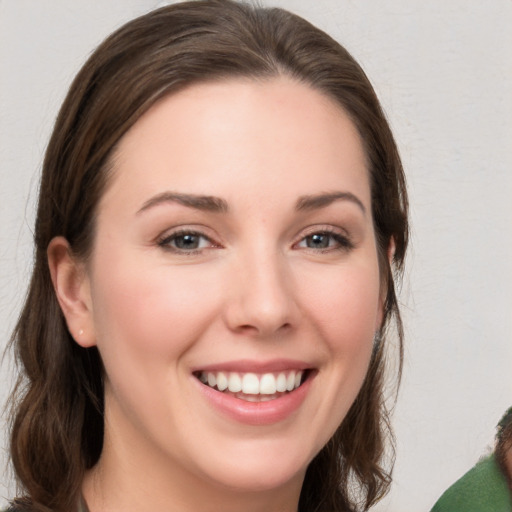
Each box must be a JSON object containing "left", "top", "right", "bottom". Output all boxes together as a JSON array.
[
  {"left": 157, "top": 227, "right": 353, "bottom": 255},
  {"left": 294, "top": 227, "right": 354, "bottom": 253},
  {"left": 157, "top": 229, "right": 218, "bottom": 255}
]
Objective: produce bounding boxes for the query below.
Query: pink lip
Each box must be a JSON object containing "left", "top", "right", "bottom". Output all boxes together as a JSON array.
[
  {"left": 192, "top": 358, "right": 312, "bottom": 373},
  {"left": 193, "top": 370, "right": 315, "bottom": 426}
]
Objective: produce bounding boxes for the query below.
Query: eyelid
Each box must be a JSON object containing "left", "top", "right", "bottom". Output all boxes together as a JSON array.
[{"left": 298, "top": 224, "right": 349, "bottom": 237}]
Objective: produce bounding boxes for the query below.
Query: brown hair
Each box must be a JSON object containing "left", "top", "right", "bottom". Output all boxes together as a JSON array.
[
  {"left": 8, "top": 1, "right": 408, "bottom": 511},
  {"left": 496, "top": 408, "right": 512, "bottom": 489}
]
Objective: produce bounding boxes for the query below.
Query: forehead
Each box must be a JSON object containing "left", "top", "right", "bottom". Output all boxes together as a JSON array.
[{"left": 102, "top": 77, "right": 370, "bottom": 214}]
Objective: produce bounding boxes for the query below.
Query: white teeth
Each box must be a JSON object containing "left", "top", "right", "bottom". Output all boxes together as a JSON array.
[
  {"left": 286, "top": 372, "right": 296, "bottom": 391},
  {"left": 216, "top": 371, "right": 228, "bottom": 391},
  {"left": 198, "top": 369, "right": 306, "bottom": 395},
  {"left": 227, "top": 373, "right": 242, "bottom": 393},
  {"left": 242, "top": 373, "right": 260, "bottom": 394},
  {"left": 258, "top": 394, "right": 277, "bottom": 402},
  {"left": 241, "top": 394, "right": 260, "bottom": 402},
  {"left": 260, "top": 373, "right": 277, "bottom": 394},
  {"left": 276, "top": 372, "right": 287, "bottom": 392}
]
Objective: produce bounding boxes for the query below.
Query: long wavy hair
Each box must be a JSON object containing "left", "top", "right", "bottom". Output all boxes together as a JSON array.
[{"left": 7, "top": 1, "right": 408, "bottom": 511}]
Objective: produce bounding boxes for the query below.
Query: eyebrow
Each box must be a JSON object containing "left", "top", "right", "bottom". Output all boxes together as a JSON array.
[
  {"left": 137, "top": 190, "right": 365, "bottom": 215},
  {"left": 137, "top": 192, "right": 229, "bottom": 214},
  {"left": 295, "top": 191, "right": 366, "bottom": 214}
]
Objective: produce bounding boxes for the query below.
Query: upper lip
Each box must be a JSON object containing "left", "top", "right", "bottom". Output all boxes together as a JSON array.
[{"left": 191, "top": 359, "right": 313, "bottom": 373}]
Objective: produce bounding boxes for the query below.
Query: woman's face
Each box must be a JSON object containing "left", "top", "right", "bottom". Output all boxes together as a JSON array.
[{"left": 80, "top": 78, "right": 383, "bottom": 497}]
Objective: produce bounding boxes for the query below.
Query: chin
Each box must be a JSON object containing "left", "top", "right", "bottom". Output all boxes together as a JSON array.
[{"left": 190, "top": 440, "right": 312, "bottom": 495}]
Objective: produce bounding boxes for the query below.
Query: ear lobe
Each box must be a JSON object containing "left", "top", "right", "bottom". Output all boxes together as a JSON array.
[{"left": 47, "top": 236, "right": 96, "bottom": 348}]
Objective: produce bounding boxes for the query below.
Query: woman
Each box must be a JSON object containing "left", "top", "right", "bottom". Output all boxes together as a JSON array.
[{"left": 6, "top": 1, "right": 408, "bottom": 511}]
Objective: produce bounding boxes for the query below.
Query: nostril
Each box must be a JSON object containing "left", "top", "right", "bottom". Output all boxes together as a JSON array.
[
  {"left": 237, "top": 324, "right": 260, "bottom": 334},
  {"left": 236, "top": 321, "right": 292, "bottom": 337}
]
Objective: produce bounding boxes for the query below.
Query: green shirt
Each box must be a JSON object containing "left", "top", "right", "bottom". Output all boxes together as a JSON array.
[{"left": 431, "top": 453, "right": 511, "bottom": 512}]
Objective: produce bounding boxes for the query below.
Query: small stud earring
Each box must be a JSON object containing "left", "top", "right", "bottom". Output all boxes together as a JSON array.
[{"left": 79, "top": 329, "right": 84, "bottom": 336}]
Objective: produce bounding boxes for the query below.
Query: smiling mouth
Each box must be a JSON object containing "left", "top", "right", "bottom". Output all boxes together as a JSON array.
[{"left": 194, "top": 370, "right": 309, "bottom": 402}]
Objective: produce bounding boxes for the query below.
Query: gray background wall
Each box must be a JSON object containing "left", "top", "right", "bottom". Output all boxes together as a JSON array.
[{"left": 1, "top": 1, "right": 511, "bottom": 510}]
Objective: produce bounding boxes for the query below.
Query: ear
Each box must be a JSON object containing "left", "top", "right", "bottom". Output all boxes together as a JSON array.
[
  {"left": 47, "top": 236, "right": 96, "bottom": 348},
  {"left": 375, "top": 237, "right": 396, "bottom": 330}
]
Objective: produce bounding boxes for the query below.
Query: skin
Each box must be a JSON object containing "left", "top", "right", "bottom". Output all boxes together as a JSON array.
[{"left": 49, "top": 77, "right": 386, "bottom": 512}]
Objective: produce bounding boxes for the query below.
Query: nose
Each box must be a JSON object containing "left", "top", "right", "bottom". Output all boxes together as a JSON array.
[{"left": 223, "top": 248, "right": 300, "bottom": 338}]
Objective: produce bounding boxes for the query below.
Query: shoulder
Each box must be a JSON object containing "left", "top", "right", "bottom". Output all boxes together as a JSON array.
[{"left": 430, "top": 453, "right": 512, "bottom": 512}]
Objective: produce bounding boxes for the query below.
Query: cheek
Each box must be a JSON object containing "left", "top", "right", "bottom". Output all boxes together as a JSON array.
[
  {"left": 89, "top": 258, "right": 221, "bottom": 363},
  {"left": 88, "top": 258, "right": 225, "bottom": 428},
  {"left": 304, "top": 262, "right": 381, "bottom": 350},
  {"left": 293, "top": 260, "right": 380, "bottom": 452}
]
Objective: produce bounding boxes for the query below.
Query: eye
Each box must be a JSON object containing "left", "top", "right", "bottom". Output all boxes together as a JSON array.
[
  {"left": 296, "top": 230, "right": 353, "bottom": 252},
  {"left": 158, "top": 230, "right": 217, "bottom": 253}
]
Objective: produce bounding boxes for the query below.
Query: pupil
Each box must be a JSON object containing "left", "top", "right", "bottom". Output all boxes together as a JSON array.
[
  {"left": 176, "top": 234, "right": 198, "bottom": 249},
  {"left": 308, "top": 234, "right": 329, "bottom": 248}
]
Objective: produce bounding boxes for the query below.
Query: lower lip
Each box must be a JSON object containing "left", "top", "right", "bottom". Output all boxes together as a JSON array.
[{"left": 195, "top": 374, "right": 314, "bottom": 426}]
